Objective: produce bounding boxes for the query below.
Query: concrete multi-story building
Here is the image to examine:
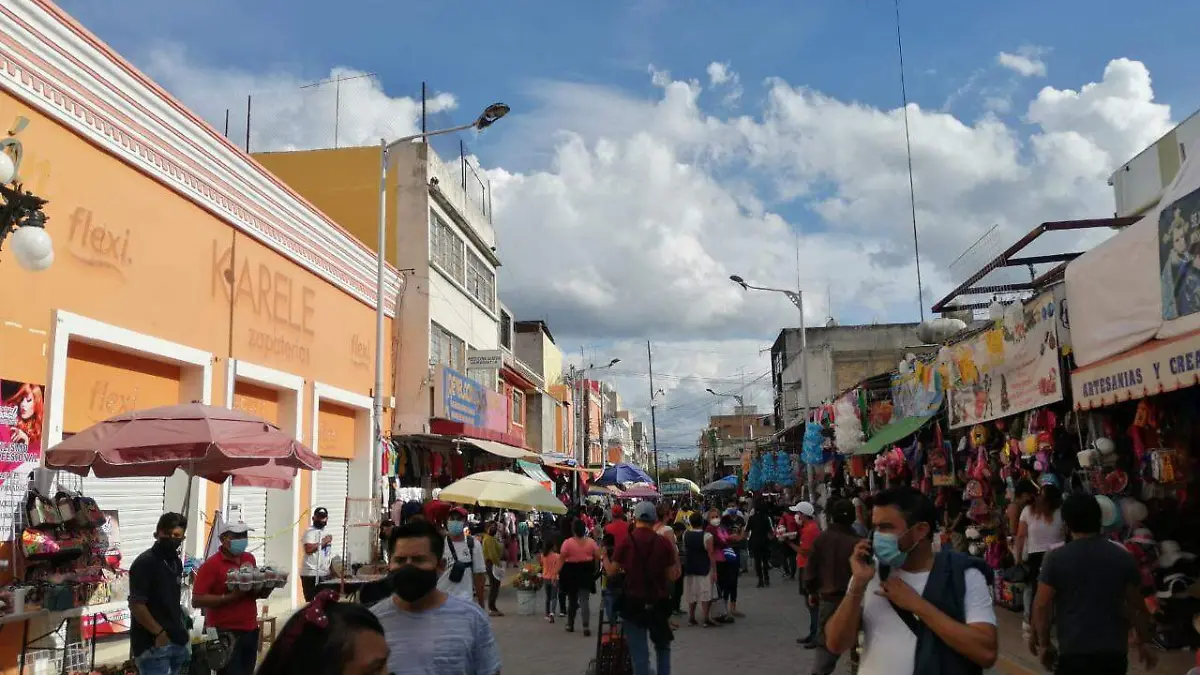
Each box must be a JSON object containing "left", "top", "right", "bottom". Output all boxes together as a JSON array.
[
  {"left": 256, "top": 142, "right": 535, "bottom": 457},
  {"left": 770, "top": 323, "right": 933, "bottom": 432},
  {"left": 1110, "top": 109, "right": 1199, "bottom": 219},
  {"left": 697, "top": 406, "right": 775, "bottom": 484},
  {"left": 512, "top": 319, "right": 569, "bottom": 454}
]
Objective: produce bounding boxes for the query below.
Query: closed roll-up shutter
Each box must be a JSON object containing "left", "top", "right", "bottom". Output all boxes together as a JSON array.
[
  {"left": 314, "top": 459, "right": 349, "bottom": 560},
  {"left": 228, "top": 485, "right": 269, "bottom": 562},
  {"left": 80, "top": 476, "right": 166, "bottom": 569}
]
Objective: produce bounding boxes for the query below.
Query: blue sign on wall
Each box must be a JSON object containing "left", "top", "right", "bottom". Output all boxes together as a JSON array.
[{"left": 442, "top": 367, "right": 486, "bottom": 426}]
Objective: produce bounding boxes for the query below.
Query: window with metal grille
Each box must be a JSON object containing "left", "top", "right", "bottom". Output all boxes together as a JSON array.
[
  {"left": 467, "top": 249, "right": 495, "bottom": 312},
  {"left": 429, "top": 210, "right": 464, "bottom": 283}
]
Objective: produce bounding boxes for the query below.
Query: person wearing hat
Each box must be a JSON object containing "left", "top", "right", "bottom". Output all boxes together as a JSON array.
[
  {"left": 301, "top": 507, "right": 334, "bottom": 602},
  {"left": 607, "top": 501, "right": 680, "bottom": 675},
  {"left": 788, "top": 501, "right": 821, "bottom": 646},
  {"left": 1014, "top": 475, "right": 1065, "bottom": 638},
  {"left": 192, "top": 521, "right": 263, "bottom": 675},
  {"left": 440, "top": 506, "right": 486, "bottom": 607}
]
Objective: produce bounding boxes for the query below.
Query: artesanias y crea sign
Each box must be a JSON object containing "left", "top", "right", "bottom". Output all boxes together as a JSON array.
[{"left": 1071, "top": 327, "right": 1200, "bottom": 409}]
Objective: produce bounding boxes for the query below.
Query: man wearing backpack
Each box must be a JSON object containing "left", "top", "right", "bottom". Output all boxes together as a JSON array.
[
  {"left": 438, "top": 507, "right": 486, "bottom": 607},
  {"left": 609, "top": 501, "right": 681, "bottom": 675},
  {"left": 824, "top": 487, "right": 998, "bottom": 675}
]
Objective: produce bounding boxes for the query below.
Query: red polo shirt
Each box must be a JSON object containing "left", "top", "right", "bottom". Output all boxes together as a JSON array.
[{"left": 194, "top": 550, "right": 258, "bottom": 631}]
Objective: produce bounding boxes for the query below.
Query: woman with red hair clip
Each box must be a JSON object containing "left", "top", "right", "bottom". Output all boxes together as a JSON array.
[{"left": 256, "top": 590, "right": 390, "bottom": 675}]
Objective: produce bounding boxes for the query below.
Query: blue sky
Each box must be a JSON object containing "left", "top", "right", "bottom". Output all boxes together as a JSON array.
[{"left": 57, "top": 0, "right": 1196, "bottom": 455}]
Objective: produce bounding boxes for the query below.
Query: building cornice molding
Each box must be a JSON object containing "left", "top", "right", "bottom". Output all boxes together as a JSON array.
[{"left": 0, "top": 0, "right": 401, "bottom": 314}]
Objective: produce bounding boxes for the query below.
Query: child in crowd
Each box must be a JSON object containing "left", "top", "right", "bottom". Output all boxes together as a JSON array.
[{"left": 540, "top": 537, "right": 563, "bottom": 622}]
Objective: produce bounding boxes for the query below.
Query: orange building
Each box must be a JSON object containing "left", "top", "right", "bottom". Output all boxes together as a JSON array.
[{"left": 0, "top": 2, "right": 401, "bottom": 669}]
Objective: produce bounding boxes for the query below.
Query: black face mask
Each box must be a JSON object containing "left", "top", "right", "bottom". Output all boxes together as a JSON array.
[
  {"left": 155, "top": 537, "right": 183, "bottom": 554},
  {"left": 390, "top": 565, "right": 439, "bottom": 602},
  {"left": 313, "top": 520, "right": 327, "bottom": 530}
]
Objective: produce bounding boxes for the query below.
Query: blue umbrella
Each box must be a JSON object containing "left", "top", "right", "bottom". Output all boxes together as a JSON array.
[{"left": 593, "top": 462, "right": 654, "bottom": 486}]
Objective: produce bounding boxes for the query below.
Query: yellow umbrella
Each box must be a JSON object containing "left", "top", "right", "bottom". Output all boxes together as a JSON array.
[
  {"left": 438, "top": 471, "right": 567, "bottom": 514},
  {"left": 674, "top": 478, "right": 701, "bottom": 494}
]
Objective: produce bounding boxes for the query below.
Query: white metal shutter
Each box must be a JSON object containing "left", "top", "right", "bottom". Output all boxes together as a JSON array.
[
  {"left": 228, "top": 485, "right": 268, "bottom": 562},
  {"left": 314, "top": 460, "right": 350, "bottom": 560},
  {"left": 79, "top": 476, "right": 166, "bottom": 569}
]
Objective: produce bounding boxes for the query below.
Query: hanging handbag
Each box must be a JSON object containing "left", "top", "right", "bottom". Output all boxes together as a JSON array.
[{"left": 24, "top": 489, "right": 61, "bottom": 529}]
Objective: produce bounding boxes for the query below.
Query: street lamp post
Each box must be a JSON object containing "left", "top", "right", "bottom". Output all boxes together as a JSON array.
[
  {"left": 730, "top": 274, "right": 813, "bottom": 496},
  {"left": 571, "top": 358, "right": 619, "bottom": 481},
  {"left": 373, "top": 103, "right": 510, "bottom": 509},
  {"left": 0, "top": 122, "right": 54, "bottom": 271}
]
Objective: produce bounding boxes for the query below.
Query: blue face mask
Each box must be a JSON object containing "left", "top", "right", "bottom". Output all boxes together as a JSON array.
[
  {"left": 872, "top": 530, "right": 910, "bottom": 568},
  {"left": 228, "top": 538, "right": 248, "bottom": 555},
  {"left": 448, "top": 521, "right": 465, "bottom": 537}
]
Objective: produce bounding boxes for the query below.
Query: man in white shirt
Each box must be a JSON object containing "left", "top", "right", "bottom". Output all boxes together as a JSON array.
[
  {"left": 300, "top": 507, "right": 333, "bottom": 602},
  {"left": 824, "top": 487, "right": 998, "bottom": 675},
  {"left": 440, "top": 507, "right": 486, "bottom": 607}
]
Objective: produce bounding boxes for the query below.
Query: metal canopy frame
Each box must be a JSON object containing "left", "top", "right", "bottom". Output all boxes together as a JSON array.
[{"left": 931, "top": 217, "right": 1140, "bottom": 313}]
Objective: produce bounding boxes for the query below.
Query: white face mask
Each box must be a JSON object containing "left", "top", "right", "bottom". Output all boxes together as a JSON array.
[{"left": 709, "top": 518, "right": 720, "bottom": 527}]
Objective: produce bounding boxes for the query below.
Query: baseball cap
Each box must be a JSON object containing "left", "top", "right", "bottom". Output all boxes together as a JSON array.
[
  {"left": 220, "top": 521, "right": 252, "bottom": 536},
  {"left": 313, "top": 507, "right": 329, "bottom": 518},
  {"left": 633, "top": 502, "right": 657, "bottom": 523},
  {"left": 789, "top": 501, "right": 816, "bottom": 517}
]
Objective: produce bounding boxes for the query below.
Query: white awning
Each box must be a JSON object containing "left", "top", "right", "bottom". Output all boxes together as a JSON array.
[{"left": 465, "top": 438, "right": 539, "bottom": 461}]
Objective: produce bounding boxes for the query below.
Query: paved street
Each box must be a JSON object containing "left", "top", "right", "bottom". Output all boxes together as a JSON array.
[
  {"left": 489, "top": 576, "right": 851, "bottom": 674},
  {"left": 486, "top": 570, "right": 1037, "bottom": 674}
]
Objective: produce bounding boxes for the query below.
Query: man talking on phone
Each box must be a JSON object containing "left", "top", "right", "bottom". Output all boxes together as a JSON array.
[{"left": 824, "top": 487, "right": 998, "bottom": 675}]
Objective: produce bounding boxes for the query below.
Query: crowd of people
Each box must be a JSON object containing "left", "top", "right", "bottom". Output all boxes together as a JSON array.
[{"left": 123, "top": 479, "right": 1163, "bottom": 675}]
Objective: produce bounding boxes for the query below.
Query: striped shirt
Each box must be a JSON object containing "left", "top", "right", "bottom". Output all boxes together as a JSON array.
[{"left": 371, "top": 595, "right": 501, "bottom": 675}]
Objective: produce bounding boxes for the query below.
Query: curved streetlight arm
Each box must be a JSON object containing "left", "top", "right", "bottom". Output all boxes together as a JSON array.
[
  {"left": 384, "top": 121, "right": 476, "bottom": 152},
  {"left": 740, "top": 282, "right": 803, "bottom": 312}
]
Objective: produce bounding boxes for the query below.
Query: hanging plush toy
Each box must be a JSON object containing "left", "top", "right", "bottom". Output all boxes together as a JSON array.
[
  {"left": 834, "top": 396, "right": 865, "bottom": 455},
  {"left": 802, "top": 420, "right": 825, "bottom": 466}
]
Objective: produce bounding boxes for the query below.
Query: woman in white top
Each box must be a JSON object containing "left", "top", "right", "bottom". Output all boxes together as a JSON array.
[{"left": 1013, "top": 475, "right": 1065, "bottom": 633}]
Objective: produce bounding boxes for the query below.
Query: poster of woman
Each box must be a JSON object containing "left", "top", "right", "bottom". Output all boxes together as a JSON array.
[
  {"left": 0, "top": 380, "right": 44, "bottom": 468},
  {"left": 1160, "top": 187, "right": 1200, "bottom": 320}
]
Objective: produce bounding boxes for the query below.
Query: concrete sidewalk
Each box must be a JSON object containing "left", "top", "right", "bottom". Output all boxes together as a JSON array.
[{"left": 991, "top": 607, "right": 1196, "bottom": 675}]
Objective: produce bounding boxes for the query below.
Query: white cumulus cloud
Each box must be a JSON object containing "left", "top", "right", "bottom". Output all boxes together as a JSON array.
[
  {"left": 142, "top": 47, "right": 1174, "bottom": 457},
  {"left": 997, "top": 46, "right": 1049, "bottom": 78}
]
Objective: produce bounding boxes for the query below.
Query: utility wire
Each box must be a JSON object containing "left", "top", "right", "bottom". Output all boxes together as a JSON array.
[{"left": 894, "top": 0, "right": 924, "bottom": 321}]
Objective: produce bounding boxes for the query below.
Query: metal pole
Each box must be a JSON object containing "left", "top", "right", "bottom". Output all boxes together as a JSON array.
[
  {"left": 244, "top": 95, "right": 252, "bottom": 152},
  {"left": 372, "top": 139, "right": 388, "bottom": 509},
  {"left": 647, "top": 340, "right": 660, "bottom": 484},
  {"left": 797, "top": 290, "right": 815, "bottom": 498}
]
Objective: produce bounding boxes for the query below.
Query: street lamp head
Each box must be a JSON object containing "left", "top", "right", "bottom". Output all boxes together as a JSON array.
[
  {"left": 706, "top": 388, "right": 717, "bottom": 395},
  {"left": 608, "top": 358, "right": 620, "bottom": 366},
  {"left": 729, "top": 275, "right": 748, "bottom": 290},
  {"left": 474, "top": 103, "right": 510, "bottom": 130}
]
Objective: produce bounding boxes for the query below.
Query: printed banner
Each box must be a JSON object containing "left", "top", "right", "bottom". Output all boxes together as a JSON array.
[
  {"left": 0, "top": 379, "right": 44, "bottom": 541},
  {"left": 890, "top": 368, "right": 944, "bottom": 420},
  {"left": 1160, "top": 184, "right": 1200, "bottom": 321},
  {"left": 947, "top": 291, "right": 1064, "bottom": 428},
  {"left": 1071, "top": 327, "right": 1200, "bottom": 409}
]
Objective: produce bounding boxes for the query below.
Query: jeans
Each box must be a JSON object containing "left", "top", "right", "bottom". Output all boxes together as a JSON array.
[
  {"left": 811, "top": 599, "right": 842, "bottom": 675},
  {"left": 782, "top": 545, "right": 797, "bottom": 578},
  {"left": 623, "top": 618, "right": 671, "bottom": 675},
  {"left": 218, "top": 630, "right": 260, "bottom": 675},
  {"left": 134, "top": 643, "right": 190, "bottom": 675},
  {"left": 544, "top": 581, "right": 560, "bottom": 615},
  {"left": 802, "top": 600, "right": 819, "bottom": 643},
  {"left": 1055, "top": 653, "right": 1128, "bottom": 675},
  {"left": 300, "top": 575, "right": 327, "bottom": 602},
  {"left": 717, "top": 561, "right": 738, "bottom": 604},
  {"left": 671, "top": 576, "right": 684, "bottom": 613},
  {"left": 752, "top": 542, "right": 771, "bottom": 584},
  {"left": 486, "top": 562, "right": 501, "bottom": 611},
  {"left": 559, "top": 585, "right": 569, "bottom": 615},
  {"left": 519, "top": 533, "right": 530, "bottom": 561},
  {"left": 1022, "top": 552, "right": 1045, "bottom": 621},
  {"left": 568, "top": 589, "right": 592, "bottom": 629},
  {"left": 602, "top": 589, "right": 617, "bottom": 624}
]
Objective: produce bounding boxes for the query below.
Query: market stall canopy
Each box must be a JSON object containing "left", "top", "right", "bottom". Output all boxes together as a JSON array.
[
  {"left": 593, "top": 463, "right": 654, "bottom": 486},
  {"left": 45, "top": 403, "right": 321, "bottom": 479},
  {"left": 673, "top": 478, "right": 702, "bottom": 494},
  {"left": 517, "top": 460, "right": 551, "bottom": 483},
  {"left": 438, "top": 471, "right": 566, "bottom": 514},
  {"left": 463, "top": 438, "right": 539, "bottom": 461},
  {"left": 853, "top": 413, "right": 937, "bottom": 456},
  {"left": 701, "top": 476, "right": 738, "bottom": 493},
  {"left": 588, "top": 485, "right": 622, "bottom": 496},
  {"left": 1067, "top": 150, "right": 1200, "bottom": 367},
  {"left": 620, "top": 485, "right": 660, "bottom": 499}
]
